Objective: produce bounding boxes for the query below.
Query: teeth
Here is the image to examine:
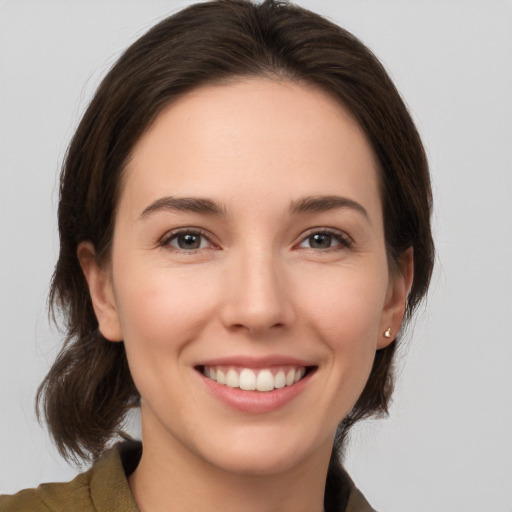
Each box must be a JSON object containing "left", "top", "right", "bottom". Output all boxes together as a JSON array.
[
  {"left": 225, "top": 368, "right": 239, "bottom": 388},
  {"left": 294, "top": 367, "right": 305, "bottom": 383},
  {"left": 256, "top": 369, "right": 274, "bottom": 392},
  {"left": 239, "top": 368, "right": 256, "bottom": 390},
  {"left": 203, "top": 365, "right": 308, "bottom": 392},
  {"left": 216, "top": 369, "right": 225, "bottom": 384},
  {"left": 274, "top": 370, "right": 286, "bottom": 389}
]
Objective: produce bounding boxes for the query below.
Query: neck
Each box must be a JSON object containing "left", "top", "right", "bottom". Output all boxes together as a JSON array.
[{"left": 129, "top": 419, "right": 332, "bottom": 512}]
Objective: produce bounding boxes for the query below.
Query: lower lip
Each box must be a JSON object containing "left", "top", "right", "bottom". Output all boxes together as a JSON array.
[{"left": 199, "top": 370, "right": 314, "bottom": 414}]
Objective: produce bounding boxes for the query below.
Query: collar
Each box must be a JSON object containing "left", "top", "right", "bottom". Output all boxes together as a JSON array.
[{"left": 89, "top": 441, "right": 375, "bottom": 512}]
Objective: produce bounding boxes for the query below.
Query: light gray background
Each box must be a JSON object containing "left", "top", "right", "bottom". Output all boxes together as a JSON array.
[{"left": 1, "top": 1, "right": 511, "bottom": 510}]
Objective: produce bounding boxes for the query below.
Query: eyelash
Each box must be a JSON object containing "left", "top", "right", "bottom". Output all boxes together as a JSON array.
[{"left": 159, "top": 228, "right": 352, "bottom": 253}]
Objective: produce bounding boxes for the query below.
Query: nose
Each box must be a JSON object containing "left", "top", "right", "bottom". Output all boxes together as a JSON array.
[{"left": 219, "top": 248, "right": 296, "bottom": 336}]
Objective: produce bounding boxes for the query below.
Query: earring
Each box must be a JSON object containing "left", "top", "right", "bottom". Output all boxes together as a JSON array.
[{"left": 384, "top": 327, "right": 392, "bottom": 339}]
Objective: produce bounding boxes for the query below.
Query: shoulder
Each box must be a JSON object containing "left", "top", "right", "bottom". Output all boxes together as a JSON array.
[
  {"left": 325, "top": 456, "right": 377, "bottom": 512},
  {"left": 343, "top": 470, "right": 377, "bottom": 512},
  {"left": 345, "top": 485, "right": 377, "bottom": 512},
  {"left": 0, "top": 469, "right": 93, "bottom": 512},
  {"left": 0, "top": 441, "right": 141, "bottom": 512}
]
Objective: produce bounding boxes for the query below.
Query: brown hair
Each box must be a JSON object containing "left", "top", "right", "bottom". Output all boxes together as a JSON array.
[{"left": 37, "top": 0, "right": 434, "bottom": 463}]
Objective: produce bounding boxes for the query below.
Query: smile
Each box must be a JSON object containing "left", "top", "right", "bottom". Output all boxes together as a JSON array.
[{"left": 201, "top": 365, "right": 308, "bottom": 392}]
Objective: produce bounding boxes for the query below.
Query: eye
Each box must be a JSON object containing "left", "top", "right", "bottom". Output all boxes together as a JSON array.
[
  {"left": 298, "top": 230, "right": 351, "bottom": 250},
  {"left": 162, "top": 230, "right": 213, "bottom": 251}
]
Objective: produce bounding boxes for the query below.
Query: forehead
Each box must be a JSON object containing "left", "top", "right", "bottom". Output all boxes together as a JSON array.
[{"left": 120, "top": 78, "right": 381, "bottom": 219}]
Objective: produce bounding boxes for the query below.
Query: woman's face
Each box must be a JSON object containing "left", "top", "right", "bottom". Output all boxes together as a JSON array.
[{"left": 82, "top": 78, "right": 409, "bottom": 475}]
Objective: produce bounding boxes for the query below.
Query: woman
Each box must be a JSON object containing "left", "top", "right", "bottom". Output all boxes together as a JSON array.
[{"left": 1, "top": 0, "right": 434, "bottom": 511}]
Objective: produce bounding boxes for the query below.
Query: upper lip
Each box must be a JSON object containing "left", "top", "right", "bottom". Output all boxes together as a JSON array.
[{"left": 194, "top": 355, "right": 316, "bottom": 369}]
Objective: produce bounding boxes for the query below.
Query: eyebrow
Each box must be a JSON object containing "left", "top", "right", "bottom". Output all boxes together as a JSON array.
[
  {"left": 139, "top": 196, "right": 226, "bottom": 219},
  {"left": 139, "top": 194, "right": 369, "bottom": 221},
  {"left": 290, "top": 195, "right": 369, "bottom": 220}
]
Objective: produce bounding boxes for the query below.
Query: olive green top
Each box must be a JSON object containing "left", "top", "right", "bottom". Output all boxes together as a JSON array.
[{"left": 0, "top": 441, "right": 376, "bottom": 512}]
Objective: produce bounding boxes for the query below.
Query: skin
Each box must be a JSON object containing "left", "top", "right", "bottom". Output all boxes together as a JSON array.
[{"left": 78, "top": 78, "right": 413, "bottom": 512}]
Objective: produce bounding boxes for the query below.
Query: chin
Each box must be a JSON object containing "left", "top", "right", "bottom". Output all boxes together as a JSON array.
[
  {"left": 208, "top": 448, "right": 307, "bottom": 476},
  {"left": 195, "top": 426, "right": 331, "bottom": 476}
]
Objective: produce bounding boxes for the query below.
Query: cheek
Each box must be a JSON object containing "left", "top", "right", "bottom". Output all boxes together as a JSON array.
[
  {"left": 298, "top": 262, "right": 388, "bottom": 338},
  {"left": 112, "top": 263, "right": 220, "bottom": 371},
  {"left": 295, "top": 262, "right": 388, "bottom": 392}
]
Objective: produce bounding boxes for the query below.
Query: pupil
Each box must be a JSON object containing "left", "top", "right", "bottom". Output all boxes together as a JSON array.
[
  {"left": 310, "top": 234, "right": 331, "bottom": 248},
  {"left": 178, "top": 234, "right": 200, "bottom": 249}
]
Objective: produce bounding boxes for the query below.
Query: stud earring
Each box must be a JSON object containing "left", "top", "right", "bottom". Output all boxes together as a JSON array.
[{"left": 384, "top": 327, "right": 392, "bottom": 339}]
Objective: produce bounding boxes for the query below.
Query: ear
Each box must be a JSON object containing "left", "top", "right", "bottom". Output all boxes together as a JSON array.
[
  {"left": 77, "top": 241, "right": 123, "bottom": 342},
  {"left": 377, "top": 247, "right": 414, "bottom": 349}
]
